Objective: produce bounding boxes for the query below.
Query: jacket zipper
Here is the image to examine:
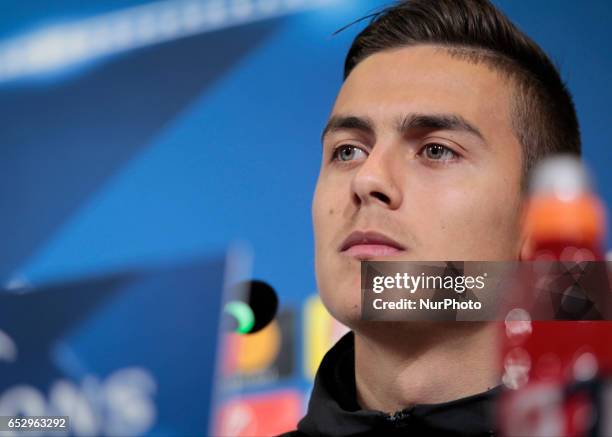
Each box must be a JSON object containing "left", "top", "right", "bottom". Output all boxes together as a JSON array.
[{"left": 385, "top": 409, "right": 412, "bottom": 423}]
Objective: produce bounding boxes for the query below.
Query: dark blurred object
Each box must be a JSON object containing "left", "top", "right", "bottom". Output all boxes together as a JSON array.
[{"left": 224, "top": 280, "right": 278, "bottom": 334}]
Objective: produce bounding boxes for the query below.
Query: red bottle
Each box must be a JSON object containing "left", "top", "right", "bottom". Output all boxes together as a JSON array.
[{"left": 499, "top": 156, "right": 610, "bottom": 437}]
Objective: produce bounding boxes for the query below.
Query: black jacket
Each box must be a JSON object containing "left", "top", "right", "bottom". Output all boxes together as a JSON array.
[{"left": 280, "top": 331, "right": 500, "bottom": 436}]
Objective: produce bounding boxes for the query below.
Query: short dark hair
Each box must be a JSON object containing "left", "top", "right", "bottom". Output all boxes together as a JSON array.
[{"left": 343, "top": 0, "right": 581, "bottom": 187}]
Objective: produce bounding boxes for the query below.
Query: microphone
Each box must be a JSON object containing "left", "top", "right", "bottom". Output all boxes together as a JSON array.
[{"left": 223, "top": 280, "right": 278, "bottom": 334}]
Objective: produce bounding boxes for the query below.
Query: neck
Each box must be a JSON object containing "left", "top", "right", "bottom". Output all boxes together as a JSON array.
[{"left": 353, "top": 321, "right": 501, "bottom": 413}]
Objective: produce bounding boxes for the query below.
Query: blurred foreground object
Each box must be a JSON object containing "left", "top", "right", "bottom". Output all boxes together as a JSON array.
[
  {"left": 500, "top": 155, "right": 612, "bottom": 437},
  {"left": 224, "top": 280, "right": 278, "bottom": 335},
  {"left": 523, "top": 155, "right": 607, "bottom": 261}
]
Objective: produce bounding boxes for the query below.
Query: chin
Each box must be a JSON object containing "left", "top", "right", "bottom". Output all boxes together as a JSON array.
[
  {"left": 318, "top": 287, "right": 362, "bottom": 328},
  {"left": 317, "top": 258, "right": 394, "bottom": 328}
]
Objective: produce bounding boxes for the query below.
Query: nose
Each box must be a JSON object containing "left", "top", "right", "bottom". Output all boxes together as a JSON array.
[{"left": 350, "top": 144, "right": 402, "bottom": 210}]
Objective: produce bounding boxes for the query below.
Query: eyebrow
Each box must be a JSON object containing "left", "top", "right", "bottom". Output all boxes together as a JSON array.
[
  {"left": 320, "top": 115, "right": 375, "bottom": 143},
  {"left": 396, "top": 113, "right": 485, "bottom": 141},
  {"left": 321, "top": 112, "right": 485, "bottom": 143}
]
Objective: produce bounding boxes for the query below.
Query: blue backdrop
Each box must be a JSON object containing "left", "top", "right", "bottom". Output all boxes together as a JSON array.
[{"left": 2, "top": 0, "right": 611, "bottom": 298}]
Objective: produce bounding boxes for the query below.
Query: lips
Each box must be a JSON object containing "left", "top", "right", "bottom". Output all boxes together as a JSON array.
[{"left": 339, "top": 230, "right": 406, "bottom": 259}]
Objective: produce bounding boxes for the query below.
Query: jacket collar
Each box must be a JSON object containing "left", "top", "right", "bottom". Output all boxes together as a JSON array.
[{"left": 298, "top": 331, "right": 502, "bottom": 436}]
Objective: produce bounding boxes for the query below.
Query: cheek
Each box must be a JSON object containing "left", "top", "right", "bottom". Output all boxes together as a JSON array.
[
  {"left": 313, "top": 174, "right": 345, "bottom": 225},
  {"left": 312, "top": 183, "right": 326, "bottom": 244},
  {"left": 312, "top": 180, "right": 337, "bottom": 257},
  {"left": 410, "top": 178, "right": 522, "bottom": 257}
]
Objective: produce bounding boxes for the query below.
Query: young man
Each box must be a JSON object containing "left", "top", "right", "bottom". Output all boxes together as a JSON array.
[{"left": 283, "top": 0, "right": 580, "bottom": 435}]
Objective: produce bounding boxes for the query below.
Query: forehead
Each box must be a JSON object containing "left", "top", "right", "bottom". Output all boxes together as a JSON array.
[{"left": 333, "top": 45, "right": 514, "bottom": 138}]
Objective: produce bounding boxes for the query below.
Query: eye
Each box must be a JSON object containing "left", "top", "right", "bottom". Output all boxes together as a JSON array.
[
  {"left": 419, "top": 143, "right": 459, "bottom": 162},
  {"left": 332, "top": 144, "right": 367, "bottom": 162}
]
